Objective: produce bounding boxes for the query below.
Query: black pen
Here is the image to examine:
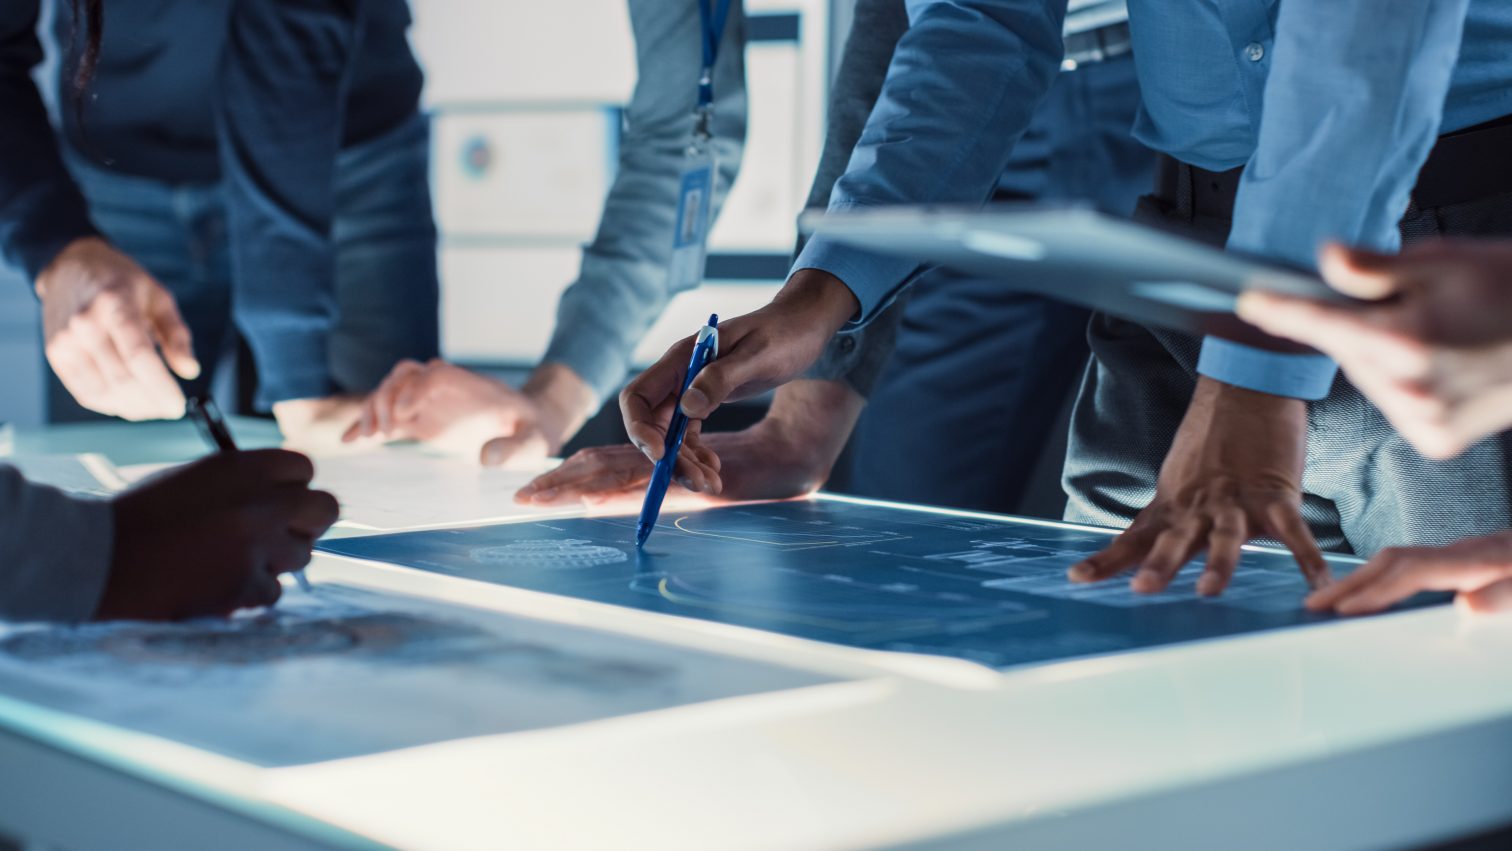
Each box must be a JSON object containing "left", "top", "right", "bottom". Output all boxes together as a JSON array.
[{"left": 187, "top": 396, "right": 314, "bottom": 592}]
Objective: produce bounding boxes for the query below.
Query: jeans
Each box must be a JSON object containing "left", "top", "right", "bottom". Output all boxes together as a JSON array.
[
  {"left": 50, "top": 112, "right": 439, "bottom": 419},
  {"left": 845, "top": 53, "right": 1154, "bottom": 515}
]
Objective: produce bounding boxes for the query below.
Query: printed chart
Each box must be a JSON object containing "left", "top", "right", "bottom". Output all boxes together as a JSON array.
[{"left": 321, "top": 499, "right": 1449, "bottom": 670}]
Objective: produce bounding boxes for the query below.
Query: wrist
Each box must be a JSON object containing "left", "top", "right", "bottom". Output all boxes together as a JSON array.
[
  {"left": 525, "top": 362, "right": 597, "bottom": 449},
  {"left": 775, "top": 269, "right": 861, "bottom": 335},
  {"left": 34, "top": 235, "right": 107, "bottom": 300}
]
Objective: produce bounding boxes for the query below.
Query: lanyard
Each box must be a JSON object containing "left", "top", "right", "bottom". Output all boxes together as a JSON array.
[{"left": 695, "top": 0, "right": 732, "bottom": 139}]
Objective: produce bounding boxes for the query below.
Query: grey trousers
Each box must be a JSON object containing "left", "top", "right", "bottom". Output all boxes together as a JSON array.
[{"left": 1063, "top": 191, "right": 1512, "bottom": 556}]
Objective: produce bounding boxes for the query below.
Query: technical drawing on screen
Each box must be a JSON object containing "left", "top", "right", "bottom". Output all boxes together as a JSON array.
[{"left": 321, "top": 498, "right": 1447, "bottom": 670}]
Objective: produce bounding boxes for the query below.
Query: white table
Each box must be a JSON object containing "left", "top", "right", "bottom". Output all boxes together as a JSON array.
[{"left": 2, "top": 422, "right": 1510, "bottom": 851}]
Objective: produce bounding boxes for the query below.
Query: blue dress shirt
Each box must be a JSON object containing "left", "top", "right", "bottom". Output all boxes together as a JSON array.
[{"left": 795, "top": 0, "right": 1512, "bottom": 400}]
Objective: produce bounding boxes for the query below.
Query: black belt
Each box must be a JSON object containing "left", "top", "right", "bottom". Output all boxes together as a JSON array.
[
  {"left": 1062, "top": 21, "right": 1132, "bottom": 71},
  {"left": 1155, "top": 112, "right": 1512, "bottom": 219}
]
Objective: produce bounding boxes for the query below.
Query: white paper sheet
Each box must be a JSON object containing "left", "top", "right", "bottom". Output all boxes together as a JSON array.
[
  {"left": 120, "top": 449, "right": 574, "bottom": 532},
  {"left": 0, "top": 583, "right": 837, "bottom": 767}
]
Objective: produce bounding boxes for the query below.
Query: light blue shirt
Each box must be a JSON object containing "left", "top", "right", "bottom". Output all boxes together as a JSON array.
[{"left": 795, "top": 0, "right": 1512, "bottom": 400}]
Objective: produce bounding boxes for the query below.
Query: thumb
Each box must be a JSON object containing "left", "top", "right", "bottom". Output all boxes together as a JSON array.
[
  {"left": 681, "top": 354, "right": 767, "bottom": 419},
  {"left": 147, "top": 285, "right": 200, "bottom": 380},
  {"left": 480, "top": 431, "right": 548, "bottom": 467},
  {"left": 1318, "top": 243, "right": 1406, "bottom": 301}
]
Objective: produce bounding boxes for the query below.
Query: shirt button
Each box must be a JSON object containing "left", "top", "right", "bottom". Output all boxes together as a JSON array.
[
  {"left": 839, "top": 336, "right": 857, "bottom": 353},
  {"left": 1245, "top": 42, "right": 1265, "bottom": 62}
]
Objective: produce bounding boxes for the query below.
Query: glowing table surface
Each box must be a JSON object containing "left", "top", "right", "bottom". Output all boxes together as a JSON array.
[{"left": 1, "top": 421, "right": 1510, "bottom": 851}]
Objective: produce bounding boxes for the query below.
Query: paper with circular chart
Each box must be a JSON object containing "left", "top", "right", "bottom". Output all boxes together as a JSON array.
[
  {"left": 319, "top": 498, "right": 1449, "bottom": 671},
  {"left": 0, "top": 584, "right": 835, "bottom": 767}
]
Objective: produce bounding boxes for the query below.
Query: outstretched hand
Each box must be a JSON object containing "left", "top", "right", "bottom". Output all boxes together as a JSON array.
[{"left": 1068, "top": 377, "right": 1331, "bottom": 596}]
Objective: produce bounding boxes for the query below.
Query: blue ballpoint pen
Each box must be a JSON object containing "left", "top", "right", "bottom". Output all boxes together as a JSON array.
[{"left": 635, "top": 314, "right": 719, "bottom": 547}]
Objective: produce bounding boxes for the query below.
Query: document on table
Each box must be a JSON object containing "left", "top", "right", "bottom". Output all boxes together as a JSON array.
[
  {"left": 120, "top": 449, "right": 575, "bottom": 532},
  {"left": 0, "top": 582, "right": 837, "bottom": 767}
]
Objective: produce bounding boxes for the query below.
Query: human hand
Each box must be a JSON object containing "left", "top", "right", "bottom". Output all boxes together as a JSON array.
[
  {"left": 1238, "top": 241, "right": 1512, "bottom": 459},
  {"left": 36, "top": 237, "right": 200, "bottom": 420},
  {"left": 621, "top": 269, "right": 859, "bottom": 461},
  {"left": 518, "top": 379, "right": 865, "bottom": 507},
  {"left": 1068, "top": 376, "right": 1331, "bottom": 596},
  {"left": 342, "top": 360, "right": 595, "bottom": 465},
  {"left": 273, "top": 394, "right": 366, "bottom": 452},
  {"left": 1305, "top": 532, "right": 1512, "bottom": 616},
  {"left": 95, "top": 449, "right": 340, "bottom": 620}
]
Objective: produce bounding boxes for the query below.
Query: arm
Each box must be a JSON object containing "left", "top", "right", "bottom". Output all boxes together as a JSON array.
[
  {"left": 1205, "top": 0, "right": 1473, "bottom": 401},
  {"left": 623, "top": 0, "right": 1067, "bottom": 452},
  {"left": 2, "top": 4, "right": 198, "bottom": 420},
  {"left": 349, "top": 0, "right": 750, "bottom": 465},
  {"left": 216, "top": 0, "right": 360, "bottom": 411},
  {"left": 0, "top": 0, "right": 98, "bottom": 280},
  {"left": 542, "top": 0, "right": 749, "bottom": 406},
  {"left": 793, "top": 0, "right": 1067, "bottom": 324},
  {"left": 0, "top": 466, "right": 114, "bottom": 622}
]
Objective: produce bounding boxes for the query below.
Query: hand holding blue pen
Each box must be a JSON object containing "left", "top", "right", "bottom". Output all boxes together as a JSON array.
[{"left": 635, "top": 315, "right": 719, "bottom": 547}]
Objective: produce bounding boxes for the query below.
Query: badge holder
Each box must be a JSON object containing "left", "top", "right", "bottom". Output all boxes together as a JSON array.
[{"left": 668, "top": 102, "right": 717, "bottom": 294}]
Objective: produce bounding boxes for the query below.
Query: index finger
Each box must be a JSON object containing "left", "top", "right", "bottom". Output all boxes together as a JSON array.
[
  {"left": 112, "top": 321, "right": 188, "bottom": 419},
  {"left": 621, "top": 336, "right": 697, "bottom": 460},
  {"left": 1267, "top": 504, "right": 1333, "bottom": 591}
]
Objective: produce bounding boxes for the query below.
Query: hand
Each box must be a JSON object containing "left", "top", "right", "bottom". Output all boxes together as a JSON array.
[
  {"left": 1305, "top": 532, "right": 1512, "bottom": 616},
  {"left": 1068, "top": 377, "right": 1331, "bottom": 596},
  {"left": 621, "top": 269, "right": 859, "bottom": 461},
  {"left": 273, "top": 394, "right": 365, "bottom": 452},
  {"left": 37, "top": 237, "right": 200, "bottom": 420},
  {"left": 342, "top": 360, "right": 596, "bottom": 465},
  {"left": 95, "top": 449, "right": 340, "bottom": 620},
  {"left": 1238, "top": 241, "right": 1512, "bottom": 459},
  {"left": 518, "top": 379, "right": 865, "bottom": 507}
]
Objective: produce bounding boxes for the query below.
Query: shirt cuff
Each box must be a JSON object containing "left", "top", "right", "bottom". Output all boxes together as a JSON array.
[
  {"left": 1197, "top": 337, "right": 1338, "bottom": 401},
  {"left": 791, "top": 234, "right": 920, "bottom": 327}
]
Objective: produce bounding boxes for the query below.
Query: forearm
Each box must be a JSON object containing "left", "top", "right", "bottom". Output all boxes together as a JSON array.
[
  {"left": 543, "top": 0, "right": 748, "bottom": 404},
  {"left": 793, "top": 0, "right": 1066, "bottom": 323},
  {"left": 0, "top": 467, "right": 114, "bottom": 622},
  {"left": 0, "top": 3, "right": 100, "bottom": 280}
]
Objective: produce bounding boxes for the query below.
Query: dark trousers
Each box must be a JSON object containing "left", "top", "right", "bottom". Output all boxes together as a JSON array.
[
  {"left": 846, "top": 53, "right": 1155, "bottom": 515},
  {"left": 1063, "top": 159, "right": 1512, "bottom": 556}
]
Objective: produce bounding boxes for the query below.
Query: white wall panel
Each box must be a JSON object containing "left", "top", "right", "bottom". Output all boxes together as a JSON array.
[{"left": 433, "top": 109, "right": 617, "bottom": 241}]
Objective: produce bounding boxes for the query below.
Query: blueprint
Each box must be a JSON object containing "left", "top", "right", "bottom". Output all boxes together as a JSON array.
[
  {"left": 320, "top": 499, "right": 1448, "bottom": 670},
  {"left": 0, "top": 584, "right": 834, "bottom": 766}
]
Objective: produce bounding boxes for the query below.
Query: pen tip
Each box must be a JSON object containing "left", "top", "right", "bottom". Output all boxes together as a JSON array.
[{"left": 707, "top": 313, "right": 718, "bottom": 326}]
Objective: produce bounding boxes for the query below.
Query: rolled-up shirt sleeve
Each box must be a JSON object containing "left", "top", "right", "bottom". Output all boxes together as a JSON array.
[
  {"left": 542, "top": 0, "right": 748, "bottom": 405},
  {"left": 0, "top": 0, "right": 100, "bottom": 281},
  {"left": 1210, "top": 0, "right": 1471, "bottom": 399},
  {"left": 0, "top": 466, "right": 113, "bottom": 623},
  {"left": 793, "top": 0, "right": 1066, "bottom": 327}
]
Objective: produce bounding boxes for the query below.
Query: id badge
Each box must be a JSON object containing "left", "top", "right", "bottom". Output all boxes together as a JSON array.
[{"left": 668, "top": 147, "right": 716, "bottom": 292}]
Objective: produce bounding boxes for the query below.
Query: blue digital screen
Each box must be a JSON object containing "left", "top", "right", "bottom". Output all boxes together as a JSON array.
[{"left": 319, "top": 499, "right": 1444, "bottom": 670}]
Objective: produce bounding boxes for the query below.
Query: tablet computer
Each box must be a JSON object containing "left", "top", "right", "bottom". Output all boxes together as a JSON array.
[{"left": 800, "top": 205, "right": 1356, "bottom": 342}]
